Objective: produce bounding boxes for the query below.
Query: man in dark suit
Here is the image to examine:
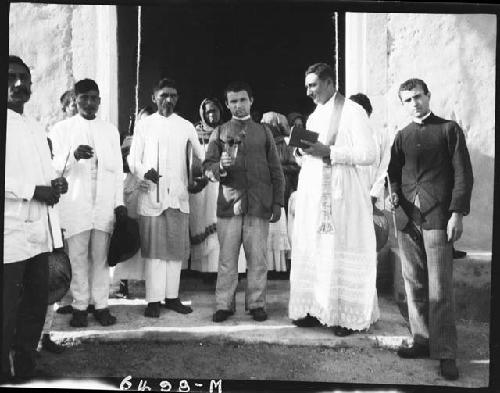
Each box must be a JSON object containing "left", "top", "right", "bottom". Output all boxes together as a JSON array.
[{"left": 388, "top": 78, "right": 473, "bottom": 381}]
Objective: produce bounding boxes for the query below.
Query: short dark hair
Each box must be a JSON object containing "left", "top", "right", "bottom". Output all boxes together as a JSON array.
[
  {"left": 153, "top": 78, "right": 178, "bottom": 94},
  {"left": 74, "top": 79, "right": 99, "bottom": 95},
  {"left": 305, "top": 63, "right": 335, "bottom": 83},
  {"left": 398, "top": 78, "right": 429, "bottom": 100},
  {"left": 60, "top": 89, "right": 75, "bottom": 107},
  {"left": 349, "top": 93, "right": 373, "bottom": 117},
  {"left": 224, "top": 81, "right": 253, "bottom": 101},
  {"left": 9, "top": 55, "right": 31, "bottom": 75}
]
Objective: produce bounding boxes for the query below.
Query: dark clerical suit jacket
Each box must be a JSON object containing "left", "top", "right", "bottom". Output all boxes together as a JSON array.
[{"left": 388, "top": 113, "right": 473, "bottom": 230}]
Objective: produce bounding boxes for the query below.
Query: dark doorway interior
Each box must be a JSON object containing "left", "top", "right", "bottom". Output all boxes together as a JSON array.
[{"left": 118, "top": 3, "right": 340, "bottom": 134}]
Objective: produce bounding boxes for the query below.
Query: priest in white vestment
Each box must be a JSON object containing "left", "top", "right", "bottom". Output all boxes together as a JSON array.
[{"left": 288, "top": 63, "right": 379, "bottom": 336}]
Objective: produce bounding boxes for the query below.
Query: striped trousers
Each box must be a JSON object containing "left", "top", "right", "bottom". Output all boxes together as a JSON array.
[{"left": 398, "top": 220, "right": 457, "bottom": 359}]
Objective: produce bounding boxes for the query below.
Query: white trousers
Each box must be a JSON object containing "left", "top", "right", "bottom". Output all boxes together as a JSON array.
[
  {"left": 67, "top": 229, "right": 111, "bottom": 311},
  {"left": 144, "top": 259, "right": 182, "bottom": 303}
]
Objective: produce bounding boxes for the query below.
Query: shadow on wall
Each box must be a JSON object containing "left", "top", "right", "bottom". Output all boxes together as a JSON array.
[{"left": 455, "top": 147, "right": 494, "bottom": 252}]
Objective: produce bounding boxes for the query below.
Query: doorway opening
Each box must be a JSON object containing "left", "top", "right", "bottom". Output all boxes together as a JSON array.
[{"left": 117, "top": 3, "right": 342, "bottom": 133}]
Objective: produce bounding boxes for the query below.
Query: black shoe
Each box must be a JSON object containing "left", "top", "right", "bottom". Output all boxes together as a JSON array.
[
  {"left": 440, "top": 359, "right": 459, "bottom": 380},
  {"left": 213, "top": 309, "right": 234, "bottom": 322},
  {"left": 87, "top": 304, "right": 96, "bottom": 314},
  {"left": 70, "top": 310, "right": 88, "bottom": 327},
  {"left": 41, "top": 334, "right": 64, "bottom": 354},
  {"left": 397, "top": 343, "right": 430, "bottom": 359},
  {"left": 145, "top": 302, "right": 161, "bottom": 318},
  {"left": 333, "top": 326, "right": 354, "bottom": 337},
  {"left": 56, "top": 305, "right": 73, "bottom": 314},
  {"left": 292, "top": 315, "right": 321, "bottom": 327},
  {"left": 453, "top": 248, "right": 467, "bottom": 259},
  {"left": 250, "top": 307, "right": 267, "bottom": 322},
  {"left": 94, "top": 308, "right": 117, "bottom": 326},
  {"left": 164, "top": 298, "right": 193, "bottom": 314}
]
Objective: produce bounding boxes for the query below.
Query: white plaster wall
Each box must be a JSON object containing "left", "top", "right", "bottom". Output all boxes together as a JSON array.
[
  {"left": 9, "top": 3, "right": 118, "bottom": 130},
  {"left": 347, "top": 13, "right": 496, "bottom": 251}
]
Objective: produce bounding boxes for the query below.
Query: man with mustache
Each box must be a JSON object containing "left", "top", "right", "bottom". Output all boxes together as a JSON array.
[
  {"left": 3, "top": 55, "right": 67, "bottom": 381},
  {"left": 50, "top": 79, "right": 127, "bottom": 328},
  {"left": 203, "top": 81, "right": 285, "bottom": 323},
  {"left": 128, "top": 78, "right": 204, "bottom": 318},
  {"left": 388, "top": 78, "right": 473, "bottom": 380}
]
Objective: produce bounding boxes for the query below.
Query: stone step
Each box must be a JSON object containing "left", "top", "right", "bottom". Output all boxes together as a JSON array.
[{"left": 51, "top": 279, "right": 412, "bottom": 351}]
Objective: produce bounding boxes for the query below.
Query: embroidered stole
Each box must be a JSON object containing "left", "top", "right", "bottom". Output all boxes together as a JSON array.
[{"left": 318, "top": 93, "right": 345, "bottom": 234}]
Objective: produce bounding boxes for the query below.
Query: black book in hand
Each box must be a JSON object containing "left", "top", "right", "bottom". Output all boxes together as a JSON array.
[{"left": 288, "top": 126, "right": 319, "bottom": 149}]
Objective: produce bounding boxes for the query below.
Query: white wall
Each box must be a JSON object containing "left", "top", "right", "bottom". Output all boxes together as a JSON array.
[
  {"left": 9, "top": 3, "right": 118, "bottom": 130},
  {"left": 346, "top": 13, "right": 496, "bottom": 251}
]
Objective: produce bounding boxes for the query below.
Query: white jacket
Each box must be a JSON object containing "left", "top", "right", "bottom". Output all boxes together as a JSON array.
[
  {"left": 4, "top": 109, "right": 62, "bottom": 264},
  {"left": 50, "top": 115, "right": 124, "bottom": 238},
  {"left": 127, "top": 113, "right": 204, "bottom": 217}
]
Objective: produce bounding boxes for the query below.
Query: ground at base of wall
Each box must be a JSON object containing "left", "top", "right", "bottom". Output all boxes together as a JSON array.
[{"left": 26, "top": 318, "right": 489, "bottom": 389}]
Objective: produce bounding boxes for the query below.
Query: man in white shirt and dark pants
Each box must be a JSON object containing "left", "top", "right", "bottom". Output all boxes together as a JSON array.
[
  {"left": 3, "top": 55, "right": 67, "bottom": 381},
  {"left": 50, "top": 79, "right": 127, "bottom": 328},
  {"left": 128, "top": 78, "right": 204, "bottom": 318}
]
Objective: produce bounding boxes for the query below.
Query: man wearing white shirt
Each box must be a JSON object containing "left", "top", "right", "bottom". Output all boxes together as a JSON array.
[
  {"left": 128, "top": 78, "right": 204, "bottom": 318},
  {"left": 50, "top": 79, "right": 127, "bottom": 327},
  {"left": 3, "top": 55, "right": 67, "bottom": 381}
]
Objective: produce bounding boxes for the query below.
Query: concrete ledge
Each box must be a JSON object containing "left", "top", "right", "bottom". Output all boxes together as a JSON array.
[{"left": 51, "top": 280, "right": 411, "bottom": 351}]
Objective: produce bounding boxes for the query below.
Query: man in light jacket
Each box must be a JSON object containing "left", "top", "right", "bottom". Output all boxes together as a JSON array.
[
  {"left": 3, "top": 55, "right": 67, "bottom": 381},
  {"left": 51, "top": 79, "right": 127, "bottom": 328}
]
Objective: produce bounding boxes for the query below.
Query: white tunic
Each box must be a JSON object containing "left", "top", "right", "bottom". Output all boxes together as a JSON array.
[
  {"left": 4, "top": 109, "right": 62, "bottom": 263},
  {"left": 288, "top": 95, "right": 380, "bottom": 330},
  {"left": 50, "top": 114, "right": 124, "bottom": 238},
  {"left": 127, "top": 113, "right": 204, "bottom": 217}
]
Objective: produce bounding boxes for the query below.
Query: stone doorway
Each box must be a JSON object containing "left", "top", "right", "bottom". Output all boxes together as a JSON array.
[{"left": 117, "top": 3, "right": 342, "bottom": 133}]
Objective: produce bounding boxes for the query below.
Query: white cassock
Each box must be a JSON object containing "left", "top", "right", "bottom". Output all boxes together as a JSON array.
[
  {"left": 50, "top": 114, "right": 123, "bottom": 311},
  {"left": 288, "top": 94, "right": 380, "bottom": 330}
]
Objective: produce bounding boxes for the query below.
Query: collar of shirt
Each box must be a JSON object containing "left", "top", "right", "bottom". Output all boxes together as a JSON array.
[
  {"left": 232, "top": 115, "right": 251, "bottom": 121},
  {"left": 412, "top": 111, "right": 432, "bottom": 124}
]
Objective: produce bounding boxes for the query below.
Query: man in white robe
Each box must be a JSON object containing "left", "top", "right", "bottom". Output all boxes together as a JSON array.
[
  {"left": 128, "top": 78, "right": 204, "bottom": 318},
  {"left": 288, "top": 63, "right": 379, "bottom": 336},
  {"left": 51, "top": 79, "right": 126, "bottom": 327},
  {"left": 3, "top": 55, "right": 66, "bottom": 381}
]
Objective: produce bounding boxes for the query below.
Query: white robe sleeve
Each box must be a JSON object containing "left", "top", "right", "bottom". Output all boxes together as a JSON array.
[
  {"left": 127, "top": 122, "right": 148, "bottom": 181},
  {"left": 50, "top": 121, "right": 78, "bottom": 176},
  {"left": 5, "top": 129, "right": 35, "bottom": 200},
  {"left": 187, "top": 123, "right": 205, "bottom": 161},
  {"left": 329, "top": 106, "right": 376, "bottom": 166},
  {"left": 370, "top": 127, "right": 392, "bottom": 199}
]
